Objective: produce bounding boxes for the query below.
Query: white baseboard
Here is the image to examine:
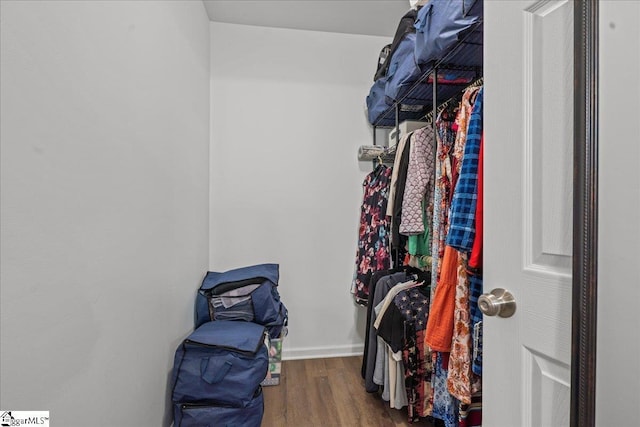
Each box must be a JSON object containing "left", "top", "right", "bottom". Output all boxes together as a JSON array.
[{"left": 282, "top": 343, "right": 364, "bottom": 361}]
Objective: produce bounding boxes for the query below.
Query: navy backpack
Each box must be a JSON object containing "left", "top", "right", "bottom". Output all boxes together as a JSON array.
[
  {"left": 374, "top": 8, "right": 419, "bottom": 81},
  {"left": 384, "top": 32, "right": 422, "bottom": 103},
  {"left": 367, "top": 7, "right": 420, "bottom": 125},
  {"left": 195, "top": 264, "right": 288, "bottom": 339},
  {"left": 171, "top": 321, "right": 269, "bottom": 426}
]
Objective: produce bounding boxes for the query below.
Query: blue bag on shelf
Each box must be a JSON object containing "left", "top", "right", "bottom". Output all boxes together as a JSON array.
[
  {"left": 173, "top": 387, "right": 264, "bottom": 427},
  {"left": 195, "top": 263, "right": 288, "bottom": 339},
  {"left": 374, "top": 8, "right": 419, "bottom": 81},
  {"left": 414, "top": 0, "right": 483, "bottom": 66},
  {"left": 171, "top": 321, "right": 269, "bottom": 408},
  {"left": 384, "top": 32, "right": 423, "bottom": 103},
  {"left": 366, "top": 77, "right": 392, "bottom": 125}
]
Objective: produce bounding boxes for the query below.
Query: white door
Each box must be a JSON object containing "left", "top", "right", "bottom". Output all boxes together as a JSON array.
[{"left": 484, "top": 1, "right": 574, "bottom": 426}]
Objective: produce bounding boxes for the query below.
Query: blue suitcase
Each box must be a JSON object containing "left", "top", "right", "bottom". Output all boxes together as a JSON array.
[
  {"left": 171, "top": 321, "right": 269, "bottom": 408},
  {"left": 173, "top": 386, "right": 264, "bottom": 427}
]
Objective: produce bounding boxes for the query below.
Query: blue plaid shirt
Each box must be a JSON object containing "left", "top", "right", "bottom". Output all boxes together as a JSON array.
[
  {"left": 446, "top": 88, "right": 483, "bottom": 252},
  {"left": 469, "top": 273, "right": 483, "bottom": 375}
]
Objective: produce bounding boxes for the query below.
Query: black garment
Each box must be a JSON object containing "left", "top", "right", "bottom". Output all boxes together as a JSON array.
[
  {"left": 361, "top": 269, "right": 393, "bottom": 380},
  {"left": 379, "top": 285, "right": 432, "bottom": 422},
  {"left": 391, "top": 134, "right": 412, "bottom": 255},
  {"left": 377, "top": 284, "right": 430, "bottom": 354},
  {"left": 362, "top": 272, "right": 409, "bottom": 393},
  {"left": 377, "top": 300, "right": 405, "bottom": 353}
]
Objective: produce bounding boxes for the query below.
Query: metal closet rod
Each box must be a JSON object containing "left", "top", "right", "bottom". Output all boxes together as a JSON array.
[
  {"left": 371, "top": 75, "right": 484, "bottom": 152},
  {"left": 373, "top": 63, "right": 482, "bottom": 128},
  {"left": 425, "top": 76, "right": 484, "bottom": 123}
]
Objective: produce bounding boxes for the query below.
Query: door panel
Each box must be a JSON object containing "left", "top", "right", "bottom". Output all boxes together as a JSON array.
[
  {"left": 525, "top": 0, "right": 574, "bottom": 274},
  {"left": 485, "top": 1, "right": 573, "bottom": 426},
  {"left": 523, "top": 349, "right": 570, "bottom": 427}
]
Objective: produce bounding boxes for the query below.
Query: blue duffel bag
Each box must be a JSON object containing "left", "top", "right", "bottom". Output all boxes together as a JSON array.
[
  {"left": 384, "top": 32, "right": 421, "bottom": 103},
  {"left": 174, "top": 386, "right": 264, "bottom": 427},
  {"left": 195, "top": 264, "right": 288, "bottom": 339},
  {"left": 414, "top": 0, "right": 483, "bottom": 66},
  {"left": 171, "top": 321, "right": 269, "bottom": 407}
]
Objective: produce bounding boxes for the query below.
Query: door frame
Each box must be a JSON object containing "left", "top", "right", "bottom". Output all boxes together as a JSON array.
[{"left": 571, "top": 1, "right": 598, "bottom": 426}]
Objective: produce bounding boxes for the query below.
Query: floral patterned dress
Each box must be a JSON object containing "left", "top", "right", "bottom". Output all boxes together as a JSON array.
[{"left": 351, "top": 165, "right": 393, "bottom": 305}]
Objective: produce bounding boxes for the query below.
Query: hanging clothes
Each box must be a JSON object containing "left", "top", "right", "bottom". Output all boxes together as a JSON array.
[
  {"left": 377, "top": 282, "right": 432, "bottom": 419},
  {"left": 425, "top": 245, "right": 458, "bottom": 351},
  {"left": 390, "top": 135, "right": 413, "bottom": 262},
  {"left": 362, "top": 270, "right": 406, "bottom": 387},
  {"left": 358, "top": 81, "right": 485, "bottom": 427},
  {"left": 374, "top": 290, "right": 412, "bottom": 408},
  {"left": 469, "top": 273, "right": 483, "bottom": 376},
  {"left": 431, "top": 110, "right": 458, "bottom": 296},
  {"left": 469, "top": 134, "right": 484, "bottom": 376},
  {"left": 425, "top": 85, "right": 483, "bottom": 427},
  {"left": 426, "top": 110, "right": 459, "bottom": 427},
  {"left": 400, "top": 126, "right": 435, "bottom": 236},
  {"left": 395, "top": 286, "right": 433, "bottom": 422},
  {"left": 374, "top": 280, "right": 421, "bottom": 331},
  {"left": 459, "top": 391, "right": 482, "bottom": 427},
  {"left": 352, "top": 165, "right": 393, "bottom": 304},
  {"left": 407, "top": 200, "right": 432, "bottom": 269},
  {"left": 396, "top": 125, "right": 435, "bottom": 270},
  {"left": 431, "top": 352, "right": 459, "bottom": 427},
  {"left": 450, "top": 87, "right": 481, "bottom": 194},
  {"left": 447, "top": 252, "right": 473, "bottom": 404},
  {"left": 445, "top": 88, "right": 484, "bottom": 404},
  {"left": 386, "top": 133, "right": 411, "bottom": 219},
  {"left": 363, "top": 272, "right": 411, "bottom": 392},
  {"left": 447, "top": 88, "right": 483, "bottom": 252},
  {"left": 468, "top": 134, "right": 484, "bottom": 270}
]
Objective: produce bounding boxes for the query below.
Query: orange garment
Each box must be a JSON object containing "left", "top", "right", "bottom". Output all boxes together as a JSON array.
[{"left": 425, "top": 245, "right": 458, "bottom": 351}]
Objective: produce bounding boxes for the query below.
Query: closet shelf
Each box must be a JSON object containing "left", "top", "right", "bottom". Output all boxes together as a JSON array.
[{"left": 372, "top": 20, "right": 483, "bottom": 128}]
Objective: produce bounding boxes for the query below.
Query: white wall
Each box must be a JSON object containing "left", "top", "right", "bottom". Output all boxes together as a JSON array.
[
  {"left": 0, "top": 2, "right": 210, "bottom": 426},
  {"left": 209, "top": 22, "right": 388, "bottom": 359},
  {"left": 597, "top": 1, "right": 640, "bottom": 424}
]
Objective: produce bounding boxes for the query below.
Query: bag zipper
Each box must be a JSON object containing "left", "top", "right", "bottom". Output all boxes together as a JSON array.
[
  {"left": 202, "top": 276, "right": 268, "bottom": 296},
  {"left": 181, "top": 401, "right": 239, "bottom": 410},
  {"left": 180, "top": 387, "right": 263, "bottom": 411},
  {"left": 185, "top": 330, "right": 267, "bottom": 356}
]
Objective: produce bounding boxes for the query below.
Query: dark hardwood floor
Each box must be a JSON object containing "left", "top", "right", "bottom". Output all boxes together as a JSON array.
[{"left": 262, "top": 356, "right": 436, "bottom": 427}]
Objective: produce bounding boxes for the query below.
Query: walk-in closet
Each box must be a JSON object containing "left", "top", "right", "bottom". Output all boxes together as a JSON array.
[{"left": 1, "top": 1, "right": 638, "bottom": 427}]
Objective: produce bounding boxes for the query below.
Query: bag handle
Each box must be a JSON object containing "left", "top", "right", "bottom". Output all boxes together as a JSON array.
[{"left": 201, "top": 357, "right": 233, "bottom": 384}]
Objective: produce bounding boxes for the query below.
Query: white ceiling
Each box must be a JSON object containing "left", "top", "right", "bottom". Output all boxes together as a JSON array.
[{"left": 202, "top": 0, "right": 411, "bottom": 38}]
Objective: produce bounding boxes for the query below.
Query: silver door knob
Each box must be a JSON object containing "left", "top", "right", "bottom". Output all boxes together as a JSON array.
[{"left": 478, "top": 288, "right": 516, "bottom": 318}]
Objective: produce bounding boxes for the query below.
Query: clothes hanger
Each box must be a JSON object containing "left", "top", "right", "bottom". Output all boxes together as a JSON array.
[
  {"left": 372, "top": 156, "right": 386, "bottom": 180},
  {"left": 398, "top": 265, "right": 431, "bottom": 286}
]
